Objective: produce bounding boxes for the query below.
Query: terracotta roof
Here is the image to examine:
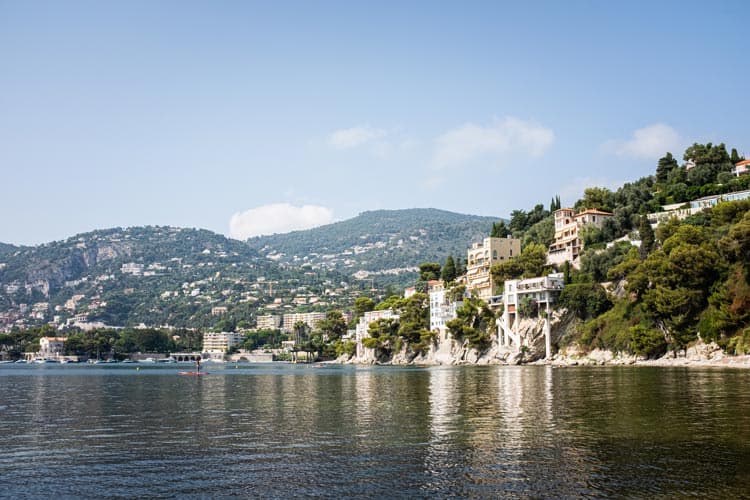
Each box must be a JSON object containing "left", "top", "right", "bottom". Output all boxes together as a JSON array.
[
  {"left": 576, "top": 208, "right": 613, "bottom": 216},
  {"left": 735, "top": 159, "right": 750, "bottom": 167}
]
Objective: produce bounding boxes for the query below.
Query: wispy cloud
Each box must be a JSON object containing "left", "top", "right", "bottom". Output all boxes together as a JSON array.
[
  {"left": 229, "top": 203, "right": 333, "bottom": 240},
  {"left": 328, "top": 125, "right": 387, "bottom": 150},
  {"left": 604, "top": 123, "right": 683, "bottom": 159},
  {"left": 433, "top": 117, "right": 555, "bottom": 169}
]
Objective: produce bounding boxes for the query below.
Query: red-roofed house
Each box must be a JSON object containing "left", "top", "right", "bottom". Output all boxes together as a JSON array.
[
  {"left": 732, "top": 159, "right": 750, "bottom": 177},
  {"left": 547, "top": 208, "right": 614, "bottom": 266}
]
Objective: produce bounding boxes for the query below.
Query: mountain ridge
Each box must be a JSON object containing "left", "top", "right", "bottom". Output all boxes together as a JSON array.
[
  {"left": 246, "top": 207, "right": 503, "bottom": 284},
  {"left": 0, "top": 208, "right": 501, "bottom": 330}
]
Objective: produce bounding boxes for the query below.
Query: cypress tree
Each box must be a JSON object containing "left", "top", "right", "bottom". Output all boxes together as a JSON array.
[
  {"left": 442, "top": 255, "right": 457, "bottom": 283},
  {"left": 639, "top": 215, "right": 655, "bottom": 260},
  {"left": 656, "top": 152, "right": 678, "bottom": 183}
]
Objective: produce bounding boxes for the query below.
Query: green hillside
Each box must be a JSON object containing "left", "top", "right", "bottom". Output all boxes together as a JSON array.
[
  {"left": 246, "top": 208, "right": 502, "bottom": 285},
  {"left": 0, "top": 226, "right": 353, "bottom": 330}
]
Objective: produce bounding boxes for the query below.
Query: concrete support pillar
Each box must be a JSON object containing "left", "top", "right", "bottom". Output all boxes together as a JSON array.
[{"left": 544, "top": 302, "right": 551, "bottom": 360}]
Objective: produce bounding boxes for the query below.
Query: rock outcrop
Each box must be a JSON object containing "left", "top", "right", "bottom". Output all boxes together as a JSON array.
[{"left": 345, "top": 311, "right": 570, "bottom": 366}]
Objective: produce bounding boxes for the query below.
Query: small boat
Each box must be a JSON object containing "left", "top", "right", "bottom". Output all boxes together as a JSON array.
[{"left": 178, "top": 371, "right": 209, "bottom": 376}]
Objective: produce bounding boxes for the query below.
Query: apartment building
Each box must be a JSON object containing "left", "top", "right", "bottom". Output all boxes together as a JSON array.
[
  {"left": 281, "top": 312, "right": 327, "bottom": 333},
  {"left": 465, "top": 236, "right": 521, "bottom": 301},
  {"left": 547, "top": 208, "right": 613, "bottom": 266},
  {"left": 202, "top": 331, "right": 243, "bottom": 353},
  {"left": 428, "top": 281, "right": 462, "bottom": 334},
  {"left": 256, "top": 314, "right": 281, "bottom": 330}
]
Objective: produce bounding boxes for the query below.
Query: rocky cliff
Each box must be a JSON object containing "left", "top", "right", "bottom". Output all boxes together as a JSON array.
[{"left": 347, "top": 311, "right": 572, "bottom": 365}]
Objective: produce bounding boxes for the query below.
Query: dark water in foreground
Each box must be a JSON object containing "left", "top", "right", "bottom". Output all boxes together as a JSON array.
[{"left": 1, "top": 363, "right": 749, "bottom": 498}]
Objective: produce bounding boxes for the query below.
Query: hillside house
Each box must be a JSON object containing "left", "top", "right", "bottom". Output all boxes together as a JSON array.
[
  {"left": 732, "top": 159, "right": 750, "bottom": 177},
  {"left": 464, "top": 236, "right": 521, "bottom": 301},
  {"left": 547, "top": 208, "right": 613, "bottom": 266}
]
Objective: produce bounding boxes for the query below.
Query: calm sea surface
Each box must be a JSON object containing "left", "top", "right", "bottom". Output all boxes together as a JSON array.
[{"left": 1, "top": 363, "right": 749, "bottom": 498}]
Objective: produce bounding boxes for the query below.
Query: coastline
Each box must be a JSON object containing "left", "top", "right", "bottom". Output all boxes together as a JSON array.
[{"left": 343, "top": 340, "right": 750, "bottom": 369}]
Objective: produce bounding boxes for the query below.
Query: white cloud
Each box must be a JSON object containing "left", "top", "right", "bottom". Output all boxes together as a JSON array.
[
  {"left": 229, "top": 203, "right": 334, "bottom": 239},
  {"left": 433, "top": 116, "right": 555, "bottom": 169},
  {"left": 328, "top": 125, "right": 387, "bottom": 150},
  {"left": 606, "top": 123, "right": 682, "bottom": 159}
]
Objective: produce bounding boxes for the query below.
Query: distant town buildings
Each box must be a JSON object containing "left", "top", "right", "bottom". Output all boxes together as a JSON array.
[
  {"left": 465, "top": 236, "right": 521, "bottom": 301},
  {"left": 121, "top": 263, "right": 144, "bottom": 276},
  {"left": 211, "top": 306, "right": 228, "bottom": 316},
  {"left": 256, "top": 314, "right": 281, "bottom": 330},
  {"left": 547, "top": 208, "right": 613, "bottom": 266}
]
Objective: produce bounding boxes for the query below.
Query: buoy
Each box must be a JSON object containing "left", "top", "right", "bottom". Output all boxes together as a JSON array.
[{"left": 136, "top": 367, "right": 140, "bottom": 371}]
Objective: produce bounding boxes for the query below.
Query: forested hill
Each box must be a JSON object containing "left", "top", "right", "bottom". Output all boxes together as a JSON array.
[
  {"left": 0, "top": 226, "right": 352, "bottom": 329},
  {"left": 0, "top": 243, "right": 20, "bottom": 257},
  {"left": 245, "top": 208, "right": 502, "bottom": 282}
]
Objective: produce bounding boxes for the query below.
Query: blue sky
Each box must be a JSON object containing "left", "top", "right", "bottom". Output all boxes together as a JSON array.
[{"left": 1, "top": 1, "right": 748, "bottom": 245}]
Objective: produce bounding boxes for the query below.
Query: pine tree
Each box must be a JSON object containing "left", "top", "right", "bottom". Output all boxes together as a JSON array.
[
  {"left": 491, "top": 221, "right": 508, "bottom": 238},
  {"left": 441, "top": 255, "right": 457, "bottom": 283},
  {"left": 656, "top": 152, "right": 679, "bottom": 183}
]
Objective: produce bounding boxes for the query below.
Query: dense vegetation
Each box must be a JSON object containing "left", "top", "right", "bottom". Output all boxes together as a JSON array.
[
  {"left": 0, "top": 226, "right": 355, "bottom": 330},
  {"left": 552, "top": 143, "right": 749, "bottom": 358}
]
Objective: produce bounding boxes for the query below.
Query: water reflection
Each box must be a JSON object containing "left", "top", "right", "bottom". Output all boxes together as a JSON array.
[{"left": 2, "top": 364, "right": 750, "bottom": 497}]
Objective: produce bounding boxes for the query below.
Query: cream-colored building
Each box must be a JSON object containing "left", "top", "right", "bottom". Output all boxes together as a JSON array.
[
  {"left": 39, "top": 336, "right": 65, "bottom": 359},
  {"left": 465, "top": 236, "right": 521, "bottom": 301},
  {"left": 256, "top": 314, "right": 281, "bottom": 330},
  {"left": 281, "top": 312, "right": 326, "bottom": 333},
  {"left": 202, "top": 331, "right": 243, "bottom": 353},
  {"left": 547, "top": 208, "right": 613, "bottom": 266}
]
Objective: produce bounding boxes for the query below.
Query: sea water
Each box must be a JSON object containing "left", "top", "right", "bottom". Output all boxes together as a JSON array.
[{"left": 1, "top": 363, "right": 748, "bottom": 497}]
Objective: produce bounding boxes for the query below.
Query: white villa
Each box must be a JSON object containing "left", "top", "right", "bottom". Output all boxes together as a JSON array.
[
  {"left": 498, "top": 274, "right": 564, "bottom": 359},
  {"left": 428, "top": 282, "right": 462, "bottom": 334},
  {"left": 732, "top": 159, "right": 750, "bottom": 177},
  {"left": 354, "top": 309, "right": 399, "bottom": 358},
  {"left": 39, "top": 336, "right": 65, "bottom": 359}
]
